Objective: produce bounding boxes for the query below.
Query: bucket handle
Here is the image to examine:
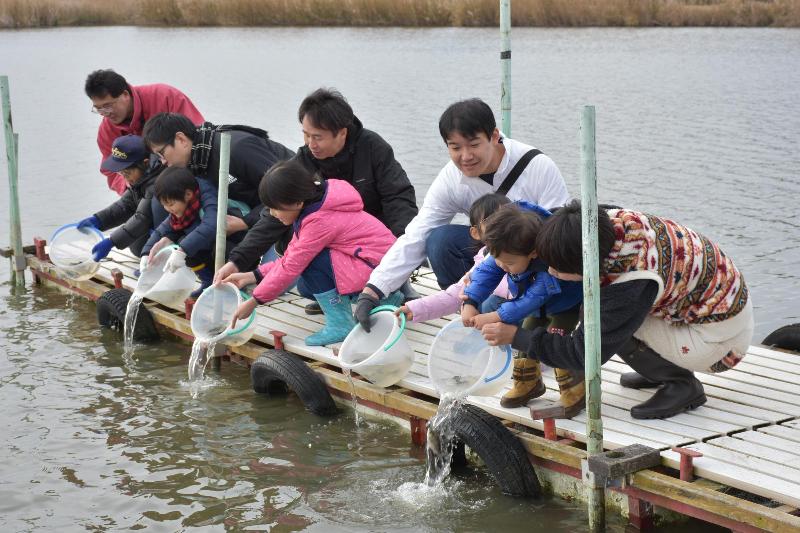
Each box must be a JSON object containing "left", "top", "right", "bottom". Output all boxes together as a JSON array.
[
  {"left": 369, "top": 305, "right": 406, "bottom": 352},
  {"left": 483, "top": 345, "right": 513, "bottom": 383},
  {"left": 228, "top": 289, "right": 256, "bottom": 336}
]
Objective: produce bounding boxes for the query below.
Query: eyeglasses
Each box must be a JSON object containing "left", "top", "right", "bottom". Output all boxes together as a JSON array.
[
  {"left": 154, "top": 142, "right": 173, "bottom": 159},
  {"left": 90, "top": 96, "right": 121, "bottom": 115}
]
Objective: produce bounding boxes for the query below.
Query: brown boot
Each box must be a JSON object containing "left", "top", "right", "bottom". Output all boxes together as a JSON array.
[
  {"left": 500, "top": 358, "right": 545, "bottom": 408},
  {"left": 530, "top": 368, "right": 585, "bottom": 419}
]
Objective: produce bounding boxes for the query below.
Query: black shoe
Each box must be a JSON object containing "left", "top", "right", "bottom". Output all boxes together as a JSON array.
[
  {"left": 617, "top": 338, "right": 707, "bottom": 419},
  {"left": 619, "top": 372, "right": 660, "bottom": 389},
  {"left": 304, "top": 302, "right": 323, "bottom": 315}
]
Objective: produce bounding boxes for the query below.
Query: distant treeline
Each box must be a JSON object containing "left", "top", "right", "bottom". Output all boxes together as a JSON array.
[{"left": 2, "top": 0, "right": 799, "bottom": 28}]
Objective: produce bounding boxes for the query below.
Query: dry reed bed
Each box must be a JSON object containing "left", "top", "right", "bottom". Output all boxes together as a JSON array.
[{"left": 2, "top": 0, "right": 799, "bottom": 28}]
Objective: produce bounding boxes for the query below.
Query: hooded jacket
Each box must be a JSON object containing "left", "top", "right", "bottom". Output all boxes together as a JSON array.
[
  {"left": 96, "top": 83, "right": 203, "bottom": 195},
  {"left": 251, "top": 179, "right": 396, "bottom": 304},
  {"left": 93, "top": 159, "right": 166, "bottom": 250},
  {"left": 228, "top": 117, "right": 417, "bottom": 271}
]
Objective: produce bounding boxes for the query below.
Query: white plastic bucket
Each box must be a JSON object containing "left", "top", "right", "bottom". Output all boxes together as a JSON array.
[
  {"left": 339, "top": 305, "right": 414, "bottom": 388},
  {"left": 135, "top": 245, "right": 197, "bottom": 307},
  {"left": 190, "top": 282, "right": 256, "bottom": 346},
  {"left": 428, "top": 317, "right": 513, "bottom": 398},
  {"left": 49, "top": 223, "right": 103, "bottom": 281}
]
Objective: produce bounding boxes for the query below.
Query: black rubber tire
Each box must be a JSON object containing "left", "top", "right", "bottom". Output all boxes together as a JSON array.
[
  {"left": 96, "top": 288, "right": 159, "bottom": 342},
  {"left": 250, "top": 349, "right": 338, "bottom": 416},
  {"left": 762, "top": 324, "right": 800, "bottom": 353},
  {"left": 450, "top": 404, "right": 541, "bottom": 498}
]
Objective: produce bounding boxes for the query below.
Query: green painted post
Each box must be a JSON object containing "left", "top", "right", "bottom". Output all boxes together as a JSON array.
[
  {"left": 580, "top": 105, "right": 605, "bottom": 532},
  {"left": 500, "top": 0, "right": 512, "bottom": 137},
  {"left": 1, "top": 76, "right": 25, "bottom": 287},
  {"left": 214, "top": 132, "right": 231, "bottom": 273}
]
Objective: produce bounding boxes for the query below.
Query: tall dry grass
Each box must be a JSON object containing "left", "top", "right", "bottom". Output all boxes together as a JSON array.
[{"left": 2, "top": 0, "right": 799, "bottom": 28}]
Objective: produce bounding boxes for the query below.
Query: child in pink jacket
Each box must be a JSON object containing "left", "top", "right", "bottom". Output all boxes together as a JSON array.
[
  {"left": 224, "top": 160, "right": 401, "bottom": 346},
  {"left": 397, "top": 194, "right": 512, "bottom": 323}
]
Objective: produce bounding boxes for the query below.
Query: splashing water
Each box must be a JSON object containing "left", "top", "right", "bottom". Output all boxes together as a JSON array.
[
  {"left": 123, "top": 294, "right": 144, "bottom": 355},
  {"left": 187, "top": 338, "right": 218, "bottom": 398},
  {"left": 424, "top": 392, "right": 465, "bottom": 487}
]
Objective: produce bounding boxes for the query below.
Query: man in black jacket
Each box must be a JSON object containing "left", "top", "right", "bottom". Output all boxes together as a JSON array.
[
  {"left": 142, "top": 113, "right": 295, "bottom": 236},
  {"left": 75, "top": 135, "right": 168, "bottom": 263},
  {"left": 214, "top": 88, "right": 419, "bottom": 305}
]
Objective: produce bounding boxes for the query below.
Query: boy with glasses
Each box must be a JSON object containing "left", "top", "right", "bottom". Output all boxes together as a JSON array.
[{"left": 85, "top": 69, "right": 204, "bottom": 195}]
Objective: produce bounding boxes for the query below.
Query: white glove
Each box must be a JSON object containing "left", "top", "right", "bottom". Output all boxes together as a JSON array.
[
  {"left": 139, "top": 256, "right": 148, "bottom": 273},
  {"left": 163, "top": 248, "right": 187, "bottom": 273}
]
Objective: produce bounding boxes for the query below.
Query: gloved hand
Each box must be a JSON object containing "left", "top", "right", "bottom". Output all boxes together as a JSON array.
[
  {"left": 91, "top": 237, "right": 114, "bottom": 262},
  {"left": 163, "top": 247, "right": 187, "bottom": 273},
  {"left": 139, "top": 256, "right": 149, "bottom": 273},
  {"left": 77, "top": 215, "right": 101, "bottom": 230},
  {"left": 354, "top": 292, "right": 379, "bottom": 333}
]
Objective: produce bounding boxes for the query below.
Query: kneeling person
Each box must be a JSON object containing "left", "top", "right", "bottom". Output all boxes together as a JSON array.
[
  {"left": 223, "top": 160, "right": 401, "bottom": 347},
  {"left": 462, "top": 204, "right": 583, "bottom": 413},
  {"left": 483, "top": 201, "right": 754, "bottom": 420},
  {"left": 76, "top": 135, "right": 167, "bottom": 264},
  {"left": 141, "top": 167, "right": 224, "bottom": 297}
]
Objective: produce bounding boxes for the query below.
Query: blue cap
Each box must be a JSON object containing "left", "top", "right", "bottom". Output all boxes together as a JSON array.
[{"left": 101, "top": 135, "right": 148, "bottom": 172}]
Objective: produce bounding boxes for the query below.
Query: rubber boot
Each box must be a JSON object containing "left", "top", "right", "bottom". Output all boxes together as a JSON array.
[
  {"left": 617, "top": 337, "right": 707, "bottom": 419},
  {"left": 530, "top": 368, "right": 585, "bottom": 419},
  {"left": 306, "top": 289, "right": 357, "bottom": 346},
  {"left": 399, "top": 280, "right": 421, "bottom": 302},
  {"left": 304, "top": 302, "right": 323, "bottom": 315},
  {"left": 500, "top": 358, "right": 546, "bottom": 408},
  {"left": 619, "top": 372, "right": 660, "bottom": 389}
]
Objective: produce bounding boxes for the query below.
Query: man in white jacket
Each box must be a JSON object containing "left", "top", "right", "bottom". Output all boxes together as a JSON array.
[{"left": 354, "top": 98, "right": 570, "bottom": 330}]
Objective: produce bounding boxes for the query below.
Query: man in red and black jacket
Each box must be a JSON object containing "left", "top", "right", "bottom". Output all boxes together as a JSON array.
[{"left": 85, "top": 69, "right": 204, "bottom": 195}]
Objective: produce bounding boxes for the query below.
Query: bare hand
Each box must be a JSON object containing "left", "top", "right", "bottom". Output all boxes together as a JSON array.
[
  {"left": 481, "top": 322, "right": 518, "bottom": 346},
  {"left": 224, "top": 272, "right": 256, "bottom": 289},
  {"left": 225, "top": 215, "right": 248, "bottom": 235},
  {"left": 231, "top": 298, "right": 258, "bottom": 328},
  {"left": 395, "top": 305, "right": 413, "bottom": 321},
  {"left": 461, "top": 304, "right": 478, "bottom": 327},
  {"left": 148, "top": 237, "right": 173, "bottom": 263},
  {"left": 458, "top": 271, "right": 472, "bottom": 301},
  {"left": 214, "top": 261, "right": 240, "bottom": 285},
  {"left": 472, "top": 312, "right": 500, "bottom": 330}
]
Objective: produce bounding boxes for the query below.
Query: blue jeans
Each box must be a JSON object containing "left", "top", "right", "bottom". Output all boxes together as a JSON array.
[
  {"left": 425, "top": 224, "right": 482, "bottom": 289},
  {"left": 299, "top": 249, "right": 359, "bottom": 298}
]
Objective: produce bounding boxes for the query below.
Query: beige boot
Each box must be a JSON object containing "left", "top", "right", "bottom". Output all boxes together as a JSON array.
[
  {"left": 500, "top": 358, "right": 546, "bottom": 408},
  {"left": 529, "top": 368, "right": 585, "bottom": 419}
]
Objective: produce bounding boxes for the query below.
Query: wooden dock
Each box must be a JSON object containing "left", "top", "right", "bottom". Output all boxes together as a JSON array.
[{"left": 23, "top": 244, "right": 800, "bottom": 532}]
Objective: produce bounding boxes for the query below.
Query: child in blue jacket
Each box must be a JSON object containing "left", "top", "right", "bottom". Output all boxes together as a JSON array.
[
  {"left": 141, "top": 167, "right": 222, "bottom": 297},
  {"left": 461, "top": 202, "right": 585, "bottom": 417}
]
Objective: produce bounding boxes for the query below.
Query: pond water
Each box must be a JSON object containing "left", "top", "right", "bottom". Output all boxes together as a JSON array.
[{"left": 1, "top": 25, "right": 796, "bottom": 531}]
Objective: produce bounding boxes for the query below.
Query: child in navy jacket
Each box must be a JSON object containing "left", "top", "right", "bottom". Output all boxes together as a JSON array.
[{"left": 461, "top": 203, "right": 585, "bottom": 418}]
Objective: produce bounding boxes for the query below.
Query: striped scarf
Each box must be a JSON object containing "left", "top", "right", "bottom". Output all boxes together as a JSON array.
[{"left": 169, "top": 186, "right": 201, "bottom": 231}]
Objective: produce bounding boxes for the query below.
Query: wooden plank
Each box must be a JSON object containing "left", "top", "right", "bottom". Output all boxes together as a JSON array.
[
  {"left": 630, "top": 469, "right": 800, "bottom": 532},
  {"left": 760, "top": 424, "right": 800, "bottom": 444},
  {"left": 705, "top": 435, "right": 800, "bottom": 470},
  {"left": 748, "top": 344, "right": 800, "bottom": 361},
  {"left": 674, "top": 442, "right": 800, "bottom": 484},
  {"left": 735, "top": 430, "right": 800, "bottom": 455},
  {"left": 661, "top": 447, "right": 800, "bottom": 508}
]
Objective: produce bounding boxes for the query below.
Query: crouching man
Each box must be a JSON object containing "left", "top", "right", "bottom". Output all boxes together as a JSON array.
[{"left": 482, "top": 201, "right": 754, "bottom": 420}]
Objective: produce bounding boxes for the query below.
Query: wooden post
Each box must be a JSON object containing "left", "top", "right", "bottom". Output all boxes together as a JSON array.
[
  {"left": 580, "top": 105, "right": 605, "bottom": 532},
  {"left": 499, "top": 0, "right": 512, "bottom": 137},
  {"left": 214, "top": 132, "right": 231, "bottom": 273},
  {"left": 1, "top": 76, "right": 25, "bottom": 287}
]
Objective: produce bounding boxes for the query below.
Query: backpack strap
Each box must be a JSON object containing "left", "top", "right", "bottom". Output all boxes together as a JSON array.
[{"left": 496, "top": 149, "right": 542, "bottom": 196}]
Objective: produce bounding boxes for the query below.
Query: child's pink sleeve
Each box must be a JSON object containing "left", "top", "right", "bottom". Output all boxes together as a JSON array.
[{"left": 406, "top": 283, "right": 463, "bottom": 322}]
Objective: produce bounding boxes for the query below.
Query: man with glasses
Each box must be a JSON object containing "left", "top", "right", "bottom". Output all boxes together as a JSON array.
[
  {"left": 85, "top": 69, "right": 204, "bottom": 195},
  {"left": 142, "top": 112, "right": 294, "bottom": 243}
]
